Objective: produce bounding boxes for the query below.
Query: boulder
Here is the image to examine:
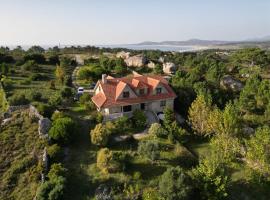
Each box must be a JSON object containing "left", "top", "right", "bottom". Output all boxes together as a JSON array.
[
  {"left": 243, "top": 126, "right": 255, "bottom": 135},
  {"left": 95, "top": 184, "right": 112, "bottom": 200},
  {"left": 163, "top": 62, "right": 176, "bottom": 74},
  {"left": 116, "top": 51, "right": 130, "bottom": 59},
  {"left": 220, "top": 75, "right": 244, "bottom": 92},
  {"left": 124, "top": 55, "right": 147, "bottom": 67},
  {"left": 38, "top": 118, "right": 52, "bottom": 136},
  {"left": 147, "top": 61, "right": 156, "bottom": 69}
]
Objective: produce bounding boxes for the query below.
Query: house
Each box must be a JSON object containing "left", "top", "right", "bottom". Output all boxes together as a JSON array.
[
  {"left": 91, "top": 73, "right": 177, "bottom": 120},
  {"left": 124, "top": 55, "right": 147, "bottom": 67}
]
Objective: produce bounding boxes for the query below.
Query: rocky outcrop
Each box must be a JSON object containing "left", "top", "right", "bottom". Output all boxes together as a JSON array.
[
  {"left": 38, "top": 118, "right": 52, "bottom": 137},
  {"left": 95, "top": 184, "right": 112, "bottom": 200},
  {"left": 147, "top": 61, "right": 156, "bottom": 69},
  {"left": 116, "top": 51, "right": 130, "bottom": 59},
  {"left": 220, "top": 75, "right": 244, "bottom": 92},
  {"left": 163, "top": 62, "right": 176, "bottom": 74},
  {"left": 124, "top": 55, "right": 147, "bottom": 67}
]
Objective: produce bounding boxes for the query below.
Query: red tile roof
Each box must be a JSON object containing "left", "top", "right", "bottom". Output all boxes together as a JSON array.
[{"left": 91, "top": 74, "right": 177, "bottom": 108}]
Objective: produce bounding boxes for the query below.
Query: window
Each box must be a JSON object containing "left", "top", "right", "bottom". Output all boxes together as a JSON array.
[
  {"left": 160, "top": 100, "right": 166, "bottom": 107},
  {"left": 123, "top": 91, "right": 130, "bottom": 98},
  {"left": 123, "top": 105, "right": 132, "bottom": 112},
  {"left": 139, "top": 89, "right": 145, "bottom": 95},
  {"left": 156, "top": 88, "right": 162, "bottom": 94}
]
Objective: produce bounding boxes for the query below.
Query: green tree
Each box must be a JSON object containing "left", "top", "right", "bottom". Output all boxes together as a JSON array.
[
  {"left": 132, "top": 109, "right": 147, "bottom": 130},
  {"left": 245, "top": 126, "right": 270, "bottom": 177},
  {"left": 49, "top": 117, "right": 76, "bottom": 144},
  {"left": 90, "top": 123, "right": 110, "bottom": 146},
  {"left": 55, "top": 65, "right": 65, "bottom": 84},
  {"left": 138, "top": 140, "right": 160, "bottom": 162},
  {"left": 188, "top": 94, "right": 212, "bottom": 136},
  {"left": 192, "top": 154, "right": 229, "bottom": 200},
  {"left": 96, "top": 148, "right": 114, "bottom": 174},
  {"left": 159, "top": 166, "right": 193, "bottom": 200},
  {"left": 36, "top": 163, "right": 67, "bottom": 200},
  {"left": 163, "top": 107, "right": 175, "bottom": 131},
  {"left": 148, "top": 123, "right": 167, "bottom": 138}
]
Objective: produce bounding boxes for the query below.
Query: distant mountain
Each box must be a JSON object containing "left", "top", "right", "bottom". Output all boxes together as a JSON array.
[
  {"left": 137, "top": 37, "right": 270, "bottom": 46},
  {"left": 137, "top": 39, "right": 231, "bottom": 46}
]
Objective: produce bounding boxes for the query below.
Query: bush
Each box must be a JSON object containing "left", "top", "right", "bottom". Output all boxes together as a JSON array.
[
  {"left": 37, "top": 103, "right": 55, "bottom": 118},
  {"left": 36, "top": 163, "right": 67, "bottom": 200},
  {"left": 159, "top": 166, "right": 193, "bottom": 200},
  {"left": 30, "top": 73, "right": 48, "bottom": 81},
  {"left": 148, "top": 123, "right": 167, "bottom": 138},
  {"left": 96, "top": 148, "right": 113, "bottom": 174},
  {"left": 79, "top": 93, "right": 91, "bottom": 105},
  {"left": 48, "top": 93, "right": 62, "bottom": 106},
  {"left": 90, "top": 123, "right": 110, "bottom": 146},
  {"left": 49, "top": 117, "right": 76, "bottom": 144},
  {"left": 29, "top": 90, "right": 42, "bottom": 101},
  {"left": 60, "top": 87, "right": 73, "bottom": 99},
  {"left": 47, "top": 144, "right": 62, "bottom": 162},
  {"left": 114, "top": 116, "right": 132, "bottom": 134},
  {"left": 9, "top": 93, "right": 29, "bottom": 106},
  {"left": 132, "top": 109, "right": 147, "bottom": 131},
  {"left": 23, "top": 60, "right": 39, "bottom": 71},
  {"left": 51, "top": 111, "right": 65, "bottom": 121},
  {"left": 138, "top": 140, "right": 160, "bottom": 162},
  {"left": 95, "top": 112, "right": 103, "bottom": 123},
  {"left": 96, "top": 148, "right": 121, "bottom": 174}
]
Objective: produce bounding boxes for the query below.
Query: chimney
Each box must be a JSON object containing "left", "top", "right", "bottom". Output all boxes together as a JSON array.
[{"left": 102, "top": 74, "right": 107, "bottom": 84}]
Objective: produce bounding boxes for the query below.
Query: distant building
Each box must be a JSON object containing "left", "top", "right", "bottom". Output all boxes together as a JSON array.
[{"left": 163, "top": 62, "right": 176, "bottom": 74}]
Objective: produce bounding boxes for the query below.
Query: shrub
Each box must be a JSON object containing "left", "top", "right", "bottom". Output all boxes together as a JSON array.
[
  {"left": 30, "top": 73, "right": 48, "bottom": 81},
  {"left": 148, "top": 123, "right": 167, "bottom": 138},
  {"left": 90, "top": 123, "right": 110, "bottom": 146},
  {"left": 37, "top": 103, "right": 55, "bottom": 118},
  {"left": 142, "top": 187, "right": 160, "bottom": 200},
  {"left": 9, "top": 93, "right": 29, "bottom": 106},
  {"left": 60, "top": 87, "right": 73, "bottom": 99},
  {"left": 132, "top": 109, "right": 147, "bottom": 131},
  {"left": 49, "top": 117, "right": 76, "bottom": 144},
  {"left": 95, "top": 112, "right": 103, "bottom": 123},
  {"left": 114, "top": 116, "right": 132, "bottom": 134},
  {"left": 23, "top": 60, "right": 39, "bottom": 71},
  {"left": 48, "top": 93, "right": 62, "bottom": 106},
  {"left": 79, "top": 93, "right": 91, "bottom": 105},
  {"left": 36, "top": 163, "right": 67, "bottom": 200},
  {"left": 47, "top": 144, "right": 62, "bottom": 162},
  {"left": 138, "top": 140, "right": 160, "bottom": 162},
  {"left": 77, "top": 68, "right": 92, "bottom": 80},
  {"left": 29, "top": 90, "right": 42, "bottom": 101},
  {"left": 96, "top": 148, "right": 113, "bottom": 174},
  {"left": 51, "top": 111, "right": 65, "bottom": 121},
  {"left": 159, "top": 166, "right": 193, "bottom": 200}
]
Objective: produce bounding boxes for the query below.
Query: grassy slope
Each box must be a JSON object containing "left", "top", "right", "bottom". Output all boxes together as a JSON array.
[
  {"left": 0, "top": 110, "right": 46, "bottom": 200},
  {"left": 7, "top": 64, "right": 61, "bottom": 100}
]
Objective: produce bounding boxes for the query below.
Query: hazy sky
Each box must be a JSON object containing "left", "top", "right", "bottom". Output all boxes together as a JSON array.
[{"left": 0, "top": 0, "right": 270, "bottom": 45}]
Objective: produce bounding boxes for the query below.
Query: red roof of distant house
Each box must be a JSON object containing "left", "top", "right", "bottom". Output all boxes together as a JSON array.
[{"left": 91, "top": 74, "right": 177, "bottom": 108}]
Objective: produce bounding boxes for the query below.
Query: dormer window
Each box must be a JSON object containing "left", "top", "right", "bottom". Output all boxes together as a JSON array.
[
  {"left": 139, "top": 89, "right": 145, "bottom": 95},
  {"left": 123, "top": 91, "right": 130, "bottom": 98},
  {"left": 156, "top": 88, "right": 162, "bottom": 94}
]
